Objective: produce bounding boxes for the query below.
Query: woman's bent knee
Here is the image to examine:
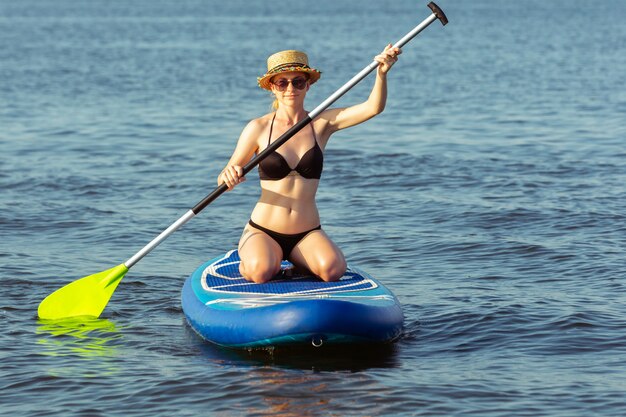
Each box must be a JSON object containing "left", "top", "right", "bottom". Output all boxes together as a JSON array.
[
  {"left": 240, "top": 258, "right": 279, "bottom": 284},
  {"left": 318, "top": 259, "right": 347, "bottom": 282}
]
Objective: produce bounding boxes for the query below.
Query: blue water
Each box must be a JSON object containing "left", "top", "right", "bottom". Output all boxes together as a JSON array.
[{"left": 1, "top": 0, "right": 625, "bottom": 415}]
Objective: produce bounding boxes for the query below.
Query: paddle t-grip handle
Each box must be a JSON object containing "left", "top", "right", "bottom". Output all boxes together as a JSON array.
[
  {"left": 124, "top": 3, "right": 448, "bottom": 269},
  {"left": 428, "top": 2, "right": 448, "bottom": 26}
]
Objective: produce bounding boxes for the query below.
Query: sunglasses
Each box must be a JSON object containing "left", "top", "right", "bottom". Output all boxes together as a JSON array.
[{"left": 272, "top": 77, "right": 308, "bottom": 91}]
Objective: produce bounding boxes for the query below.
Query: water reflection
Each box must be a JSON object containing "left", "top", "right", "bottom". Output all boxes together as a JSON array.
[
  {"left": 184, "top": 323, "right": 396, "bottom": 416},
  {"left": 36, "top": 317, "right": 122, "bottom": 377},
  {"left": 253, "top": 370, "right": 333, "bottom": 417},
  {"left": 242, "top": 343, "right": 399, "bottom": 371},
  {"left": 185, "top": 323, "right": 400, "bottom": 371}
]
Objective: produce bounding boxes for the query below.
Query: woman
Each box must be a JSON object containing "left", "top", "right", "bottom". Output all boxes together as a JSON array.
[{"left": 218, "top": 45, "right": 401, "bottom": 284}]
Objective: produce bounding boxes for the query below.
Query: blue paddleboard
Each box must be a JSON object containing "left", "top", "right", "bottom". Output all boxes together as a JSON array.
[{"left": 181, "top": 250, "right": 403, "bottom": 348}]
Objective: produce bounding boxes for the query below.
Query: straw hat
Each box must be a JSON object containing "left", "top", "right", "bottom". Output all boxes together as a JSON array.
[{"left": 257, "top": 50, "right": 321, "bottom": 90}]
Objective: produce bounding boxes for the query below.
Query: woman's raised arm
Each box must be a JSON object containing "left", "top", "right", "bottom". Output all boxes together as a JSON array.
[{"left": 320, "top": 45, "right": 402, "bottom": 134}]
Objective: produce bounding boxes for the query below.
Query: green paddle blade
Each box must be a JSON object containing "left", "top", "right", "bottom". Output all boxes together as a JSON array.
[{"left": 38, "top": 263, "right": 128, "bottom": 320}]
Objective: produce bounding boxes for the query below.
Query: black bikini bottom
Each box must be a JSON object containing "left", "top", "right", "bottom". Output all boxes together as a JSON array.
[{"left": 248, "top": 219, "right": 321, "bottom": 258}]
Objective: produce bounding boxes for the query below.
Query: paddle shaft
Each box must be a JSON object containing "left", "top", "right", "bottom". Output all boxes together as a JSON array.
[{"left": 124, "top": 2, "right": 447, "bottom": 268}]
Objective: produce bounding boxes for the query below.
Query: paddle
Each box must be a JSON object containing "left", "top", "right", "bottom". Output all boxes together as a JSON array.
[{"left": 37, "top": 2, "right": 447, "bottom": 320}]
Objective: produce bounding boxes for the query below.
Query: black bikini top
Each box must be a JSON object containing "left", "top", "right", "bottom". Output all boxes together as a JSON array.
[{"left": 258, "top": 113, "right": 324, "bottom": 181}]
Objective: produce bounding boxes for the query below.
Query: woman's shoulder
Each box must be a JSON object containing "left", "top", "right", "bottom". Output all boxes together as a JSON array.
[
  {"left": 245, "top": 112, "right": 274, "bottom": 132},
  {"left": 312, "top": 108, "right": 343, "bottom": 140},
  {"left": 236, "top": 113, "right": 274, "bottom": 144}
]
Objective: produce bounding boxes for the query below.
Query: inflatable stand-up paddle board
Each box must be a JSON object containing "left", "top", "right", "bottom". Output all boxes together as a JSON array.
[{"left": 181, "top": 250, "right": 403, "bottom": 348}]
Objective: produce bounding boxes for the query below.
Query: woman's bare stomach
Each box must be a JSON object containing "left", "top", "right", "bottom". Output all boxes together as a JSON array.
[{"left": 249, "top": 178, "right": 320, "bottom": 233}]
